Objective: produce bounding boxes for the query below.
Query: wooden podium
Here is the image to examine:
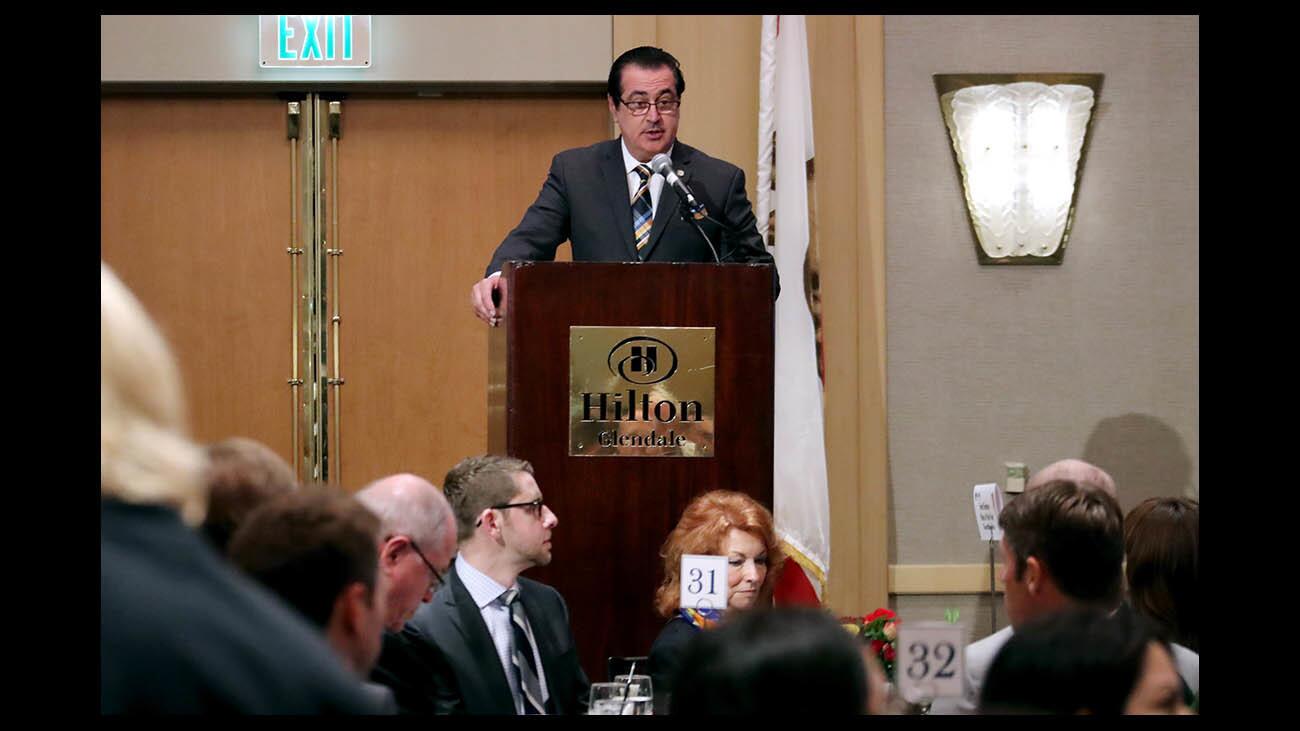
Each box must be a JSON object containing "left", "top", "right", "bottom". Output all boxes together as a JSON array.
[{"left": 488, "top": 261, "right": 775, "bottom": 682}]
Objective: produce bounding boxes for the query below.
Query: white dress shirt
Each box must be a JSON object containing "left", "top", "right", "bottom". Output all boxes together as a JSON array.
[
  {"left": 620, "top": 138, "right": 674, "bottom": 218},
  {"left": 454, "top": 554, "right": 550, "bottom": 713}
]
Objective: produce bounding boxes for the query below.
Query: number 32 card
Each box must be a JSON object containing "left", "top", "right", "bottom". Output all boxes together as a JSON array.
[{"left": 897, "top": 621, "right": 967, "bottom": 701}]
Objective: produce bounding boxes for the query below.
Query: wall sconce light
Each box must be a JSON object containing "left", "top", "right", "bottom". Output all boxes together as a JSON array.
[{"left": 935, "top": 74, "right": 1103, "bottom": 265}]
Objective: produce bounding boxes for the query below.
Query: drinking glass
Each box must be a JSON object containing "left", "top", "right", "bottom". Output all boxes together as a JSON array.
[
  {"left": 613, "top": 674, "right": 654, "bottom": 715},
  {"left": 588, "top": 683, "right": 629, "bottom": 715}
]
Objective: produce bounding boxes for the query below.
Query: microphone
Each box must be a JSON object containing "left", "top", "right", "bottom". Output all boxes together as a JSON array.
[{"left": 650, "top": 154, "right": 708, "bottom": 221}]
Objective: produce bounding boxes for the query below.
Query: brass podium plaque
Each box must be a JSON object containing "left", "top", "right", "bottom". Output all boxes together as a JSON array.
[{"left": 569, "top": 326, "right": 716, "bottom": 457}]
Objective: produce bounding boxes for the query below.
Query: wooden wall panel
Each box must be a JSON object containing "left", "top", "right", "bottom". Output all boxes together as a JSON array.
[
  {"left": 655, "top": 16, "right": 763, "bottom": 207},
  {"left": 101, "top": 97, "right": 293, "bottom": 460},
  {"left": 807, "top": 15, "right": 866, "bottom": 615},
  {"left": 335, "top": 96, "right": 606, "bottom": 489}
]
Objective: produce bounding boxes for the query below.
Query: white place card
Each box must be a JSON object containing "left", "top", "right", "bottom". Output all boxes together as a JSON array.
[
  {"left": 972, "top": 483, "right": 1004, "bottom": 542},
  {"left": 897, "top": 621, "right": 967, "bottom": 702},
  {"left": 679, "top": 554, "right": 728, "bottom": 610}
]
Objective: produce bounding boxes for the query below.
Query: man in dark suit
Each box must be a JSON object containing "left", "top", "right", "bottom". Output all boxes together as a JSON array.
[
  {"left": 358, "top": 473, "right": 460, "bottom": 714},
  {"left": 470, "top": 46, "right": 775, "bottom": 325},
  {"left": 227, "top": 488, "right": 395, "bottom": 712},
  {"left": 405, "top": 455, "right": 589, "bottom": 714}
]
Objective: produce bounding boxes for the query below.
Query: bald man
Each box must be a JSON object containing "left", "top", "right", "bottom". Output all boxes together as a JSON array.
[
  {"left": 355, "top": 474, "right": 458, "bottom": 631},
  {"left": 357, "top": 473, "right": 459, "bottom": 714},
  {"left": 1026, "top": 458, "right": 1117, "bottom": 498}
]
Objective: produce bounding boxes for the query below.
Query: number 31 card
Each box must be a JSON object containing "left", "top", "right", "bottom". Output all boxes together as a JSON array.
[{"left": 679, "top": 554, "right": 729, "bottom": 610}]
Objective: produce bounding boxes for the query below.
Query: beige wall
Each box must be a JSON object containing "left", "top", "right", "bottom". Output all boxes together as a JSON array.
[
  {"left": 101, "top": 15, "right": 611, "bottom": 84},
  {"left": 885, "top": 15, "right": 1198, "bottom": 637}
]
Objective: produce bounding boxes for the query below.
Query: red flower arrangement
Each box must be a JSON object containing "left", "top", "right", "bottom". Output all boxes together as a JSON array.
[{"left": 840, "top": 607, "right": 899, "bottom": 682}]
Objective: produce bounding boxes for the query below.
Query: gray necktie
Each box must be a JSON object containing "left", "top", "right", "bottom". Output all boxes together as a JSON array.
[{"left": 501, "top": 587, "right": 546, "bottom": 714}]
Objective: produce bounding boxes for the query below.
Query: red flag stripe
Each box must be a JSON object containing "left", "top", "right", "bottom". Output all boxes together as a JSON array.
[{"left": 772, "top": 562, "right": 821, "bottom": 607}]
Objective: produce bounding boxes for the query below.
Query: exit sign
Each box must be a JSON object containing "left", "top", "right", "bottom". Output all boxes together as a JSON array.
[{"left": 259, "top": 15, "right": 371, "bottom": 68}]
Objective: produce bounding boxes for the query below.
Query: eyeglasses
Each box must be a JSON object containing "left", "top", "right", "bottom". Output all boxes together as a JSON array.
[
  {"left": 492, "top": 497, "right": 546, "bottom": 519},
  {"left": 618, "top": 98, "right": 681, "bottom": 116},
  {"left": 407, "top": 538, "right": 446, "bottom": 592}
]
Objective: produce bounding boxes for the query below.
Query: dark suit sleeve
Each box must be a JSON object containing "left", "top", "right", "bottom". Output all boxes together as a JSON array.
[
  {"left": 718, "top": 167, "right": 774, "bottom": 266},
  {"left": 554, "top": 590, "right": 591, "bottom": 714},
  {"left": 715, "top": 167, "right": 780, "bottom": 297},
  {"left": 485, "top": 153, "right": 573, "bottom": 276},
  {"left": 647, "top": 619, "right": 696, "bottom": 714},
  {"left": 370, "top": 626, "right": 466, "bottom": 715}
]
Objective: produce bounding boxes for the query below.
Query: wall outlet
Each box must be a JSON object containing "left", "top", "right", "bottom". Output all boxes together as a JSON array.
[{"left": 1005, "top": 462, "right": 1027, "bottom": 493}]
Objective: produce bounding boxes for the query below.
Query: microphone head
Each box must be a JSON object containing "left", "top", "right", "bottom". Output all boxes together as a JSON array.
[{"left": 649, "top": 153, "right": 674, "bottom": 177}]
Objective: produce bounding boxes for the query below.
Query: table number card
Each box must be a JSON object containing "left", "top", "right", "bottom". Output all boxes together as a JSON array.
[
  {"left": 897, "top": 621, "right": 967, "bottom": 702},
  {"left": 679, "top": 554, "right": 728, "bottom": 610},
  {"left": 972, "top": 483, "right": 1004, "bottom": 542}
]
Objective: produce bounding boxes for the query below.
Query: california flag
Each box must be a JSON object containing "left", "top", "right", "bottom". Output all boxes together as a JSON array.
[{"left": 756, "top": 15, "right": 830, "bottom": 605}]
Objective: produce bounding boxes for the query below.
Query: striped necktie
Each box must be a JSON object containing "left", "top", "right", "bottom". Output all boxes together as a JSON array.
[
  {"left": 501, "top": 588, "right": 546, "bottom": 715},
  {"left": 631, "top": 164, "right": 653, "bottom": 258}
]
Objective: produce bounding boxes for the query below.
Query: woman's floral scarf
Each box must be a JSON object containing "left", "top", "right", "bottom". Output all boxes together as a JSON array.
[{"left": 678, "top": 607, "right": 724, "bottom": 630}]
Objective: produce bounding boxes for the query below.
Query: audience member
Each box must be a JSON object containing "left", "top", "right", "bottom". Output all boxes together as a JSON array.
[
  {"left": 406, "top": 455, "right": 590, "bottom": 714},
  {"left": 669, "top": 607, "right": 869, "bottom": 715},
  {"left": 1125, "top": 497, "right": 1199, "bottom": 653},
  {"left": 648, "top": 490, "right": 785, "bottom": 712},
  {"left": 1025, "top": 457, "right": 1117, "bottom": 498},
  {"left": 932, "top": 479, "right": 1198, "bottom": 714},
  {"left": 980, "top": 607, "right": 1192, "bottom": 714},
  {"left": 355, "top": 473, "right": 458, "bottom": 714},
  {"left": 100, "top": 262, "right": 380, "bottom": 713},
  {"left": 355, "top": 473, "right": 457, "bottom": 631},
  {"left": 227, "top": 487, "right": 393, "bottom": 711},
  {"left": 200, "top": 436, "right": 298, "bottom": 553}
]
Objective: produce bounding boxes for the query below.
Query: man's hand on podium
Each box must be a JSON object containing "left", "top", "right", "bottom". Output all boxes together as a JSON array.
[{"left": 470, "top": 272, "right": 507, "bottom": 326}]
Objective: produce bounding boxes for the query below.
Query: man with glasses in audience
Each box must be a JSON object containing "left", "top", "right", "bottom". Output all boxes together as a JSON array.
[
  {"left": 406, "top": 455, "right": 590, "bottom": 714},
  {"left": 471, "top": 45, "right": 775, "bottom": 326},
  {"left": 356, "top": 473, "right": 458, "bottom": 631},
  {"left": 356, "top": 473, "right": 459, "bottom": 713}
]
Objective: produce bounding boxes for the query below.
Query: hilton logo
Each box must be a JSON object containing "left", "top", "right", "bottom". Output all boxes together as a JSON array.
[
  {"left": 569, "top": 326, "right": 715, "bottom": 457},
  {"left": 583, "top": 336, "right": 701, "bottom": 424},
  {"left": 609, "top": 337, "right": 678, "bottom": 385}
]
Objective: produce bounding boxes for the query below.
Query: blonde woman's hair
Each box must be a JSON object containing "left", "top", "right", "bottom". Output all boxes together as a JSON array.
[{"left": 101, "top": 262, "right": 207, "bottom": 525}]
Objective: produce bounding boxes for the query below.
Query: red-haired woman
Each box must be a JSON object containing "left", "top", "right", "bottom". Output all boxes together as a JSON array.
[{"left": 647, "top": 490, "right": 785, "bottom": 711}]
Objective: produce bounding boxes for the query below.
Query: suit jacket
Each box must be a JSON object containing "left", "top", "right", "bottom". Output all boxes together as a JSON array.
[
  {"left": 100, "top": 499, "right": 382, "bottom": 714},
  {"left": 361, "top": 682, "right": 399, "bottom": 715},
  {"left": 371, "top": 627, "right": 444, "bottom": 715},
  {"left": 403, "top": 562, "right": 590, "bottom": 715},
  {"left": 486, "top": 138, "right": 776, "bottom": 279},
  {"left": 647, "top": 616, "right": 698, "bottom": 715}
]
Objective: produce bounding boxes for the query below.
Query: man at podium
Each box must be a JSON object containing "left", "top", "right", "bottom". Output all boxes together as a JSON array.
[{"left": 470, "top": 46, "right": 775, "bottom": 325}]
